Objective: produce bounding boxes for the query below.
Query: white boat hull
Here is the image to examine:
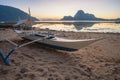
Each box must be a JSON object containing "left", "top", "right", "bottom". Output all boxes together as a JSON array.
[{"left": 23, "top": 35, "right": 101, "bottom": 51}]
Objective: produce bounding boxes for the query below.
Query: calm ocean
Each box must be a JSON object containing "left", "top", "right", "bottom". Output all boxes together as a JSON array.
[{"left": 34, "top": 21, "right": 120, "bottom": 33}]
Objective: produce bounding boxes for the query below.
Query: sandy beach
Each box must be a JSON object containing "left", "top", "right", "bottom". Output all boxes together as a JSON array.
[{"left": 0, "top": 29, "right": 120, "bottom": 80}]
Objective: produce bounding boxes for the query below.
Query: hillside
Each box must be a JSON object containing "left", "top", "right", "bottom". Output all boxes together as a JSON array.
[{"left": 0, "top": 5, "right": 39, "bottom": 22}]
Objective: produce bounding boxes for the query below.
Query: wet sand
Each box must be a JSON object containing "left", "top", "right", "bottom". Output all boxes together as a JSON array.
[{"left": 0, "top": 29, "right": 120, "bottom": 80}]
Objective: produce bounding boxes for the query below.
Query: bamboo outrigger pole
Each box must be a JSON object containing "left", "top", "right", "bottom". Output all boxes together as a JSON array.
[{"left": 0, "top": 35, "right": 54, "bottom": 65}]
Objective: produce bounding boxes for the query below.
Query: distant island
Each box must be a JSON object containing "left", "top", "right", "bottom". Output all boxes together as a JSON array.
[
  {"left": 62, "top": 10, "right": 120, "bottom": 21},
  {"left": 0, "top": 5, "right": 38, "bottom": 22}
]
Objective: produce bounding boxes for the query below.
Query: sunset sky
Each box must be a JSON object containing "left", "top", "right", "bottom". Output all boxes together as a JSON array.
[{"left": 0, "top": 0, "right": 120, "bottom": 19}]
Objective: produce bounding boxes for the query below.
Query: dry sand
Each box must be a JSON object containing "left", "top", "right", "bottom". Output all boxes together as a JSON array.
[{"left": 0, "top": 29, "right": 120, "bottom": 80}]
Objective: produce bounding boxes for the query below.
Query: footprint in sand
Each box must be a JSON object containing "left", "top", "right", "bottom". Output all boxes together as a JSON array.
[
  {"left": 20, "top": 68, "right": 29, "bottom": 73},
  {"left": 15, "top": 73, "right": 23, "bottom": 80}
]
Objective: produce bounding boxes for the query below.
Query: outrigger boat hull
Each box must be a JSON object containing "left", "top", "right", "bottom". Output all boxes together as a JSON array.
[{"left": 22, "top": 34, "right": 101, "bottom": 51}]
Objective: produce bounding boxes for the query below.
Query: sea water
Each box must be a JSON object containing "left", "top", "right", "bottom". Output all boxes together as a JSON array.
[{"left": 34, "top": 21, "right": 120, "bottom": 33}]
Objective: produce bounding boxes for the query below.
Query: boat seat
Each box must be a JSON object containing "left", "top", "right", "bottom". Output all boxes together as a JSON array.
[
  {"left": 35, "top": 34, "right": 55, "bottom": 39},
  {"left": 46, "top": 35, "right": 55, "bottom": 39}
]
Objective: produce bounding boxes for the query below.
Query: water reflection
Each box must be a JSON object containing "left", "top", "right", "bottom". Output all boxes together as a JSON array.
[
  {"left": 81, "top": 23, "right": 120, "bottom": 33},
  {"left": 34, "top": 22, "right": 120, "bottom": 33},
  {"left": 73, "top": 22, "right": 95, "bottom": 30}
]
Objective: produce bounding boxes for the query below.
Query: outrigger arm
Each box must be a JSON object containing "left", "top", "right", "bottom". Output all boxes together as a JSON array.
[{"left": 0, "top": 35, "right": 54, "bottom": 65}]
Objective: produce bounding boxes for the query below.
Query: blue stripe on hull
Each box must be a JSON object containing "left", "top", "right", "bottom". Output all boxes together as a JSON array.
[{"left": 36, "top": 42, "right": 78, "bottom": 51}]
